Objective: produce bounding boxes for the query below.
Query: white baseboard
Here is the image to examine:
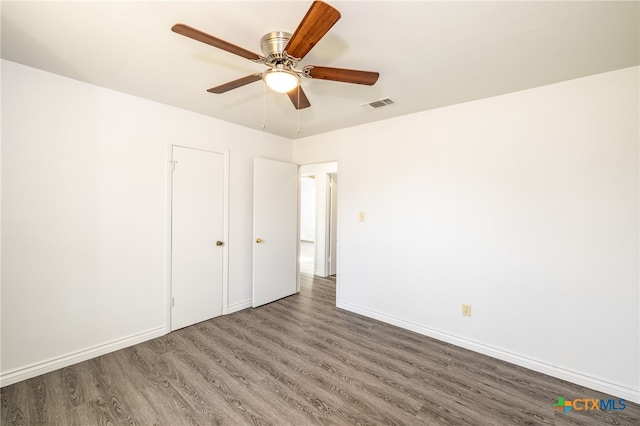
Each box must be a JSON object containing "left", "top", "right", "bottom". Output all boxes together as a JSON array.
[
  {"left": 337, "top": 300, "right": 640, "bottom": 404},
  {"left": 228, "top": 299, "right": 252, "bottom": 314},
  {"left": 0, "top": 326, "right": 166, "bottom": 388},
  {"left": 1, "top": 300, "right": 254, "bottom": 388}
]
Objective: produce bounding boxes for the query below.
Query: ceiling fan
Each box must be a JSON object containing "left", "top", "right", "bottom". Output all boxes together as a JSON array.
[{"left": 172, "top": 1, "right": 379, "bottom": 110}]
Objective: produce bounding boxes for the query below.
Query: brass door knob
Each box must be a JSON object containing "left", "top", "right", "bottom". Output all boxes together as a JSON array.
[
  {"left": 216, "top": 241, "right": 224, "bottom": 246},
  {"left": 255, "top": 238, "right": 263, "bottom": 244}
]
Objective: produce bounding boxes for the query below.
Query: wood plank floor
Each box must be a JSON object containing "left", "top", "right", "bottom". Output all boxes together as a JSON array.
[{"left": 2, "top": 274, "right": 639, "bottom": 425}]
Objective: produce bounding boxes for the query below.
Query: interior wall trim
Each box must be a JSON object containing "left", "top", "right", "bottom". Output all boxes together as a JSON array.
[
  {"left": 228, "top": 299, "right": 252, "bottom": 314},
  {"left": 0, "top": 326, "right": 166, "bottom": 388},
  {"left": 337, "top": 300, "right": 640, "bottom": 404}
]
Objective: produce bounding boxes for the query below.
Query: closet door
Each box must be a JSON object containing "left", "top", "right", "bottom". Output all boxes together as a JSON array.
[{"left": 171, "top": 146, "right": 224, "bottom": 330}]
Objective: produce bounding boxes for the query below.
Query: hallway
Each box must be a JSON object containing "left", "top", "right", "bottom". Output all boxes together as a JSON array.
[{"left": 299, "top": 240, "right": 314, "bottom": 275}]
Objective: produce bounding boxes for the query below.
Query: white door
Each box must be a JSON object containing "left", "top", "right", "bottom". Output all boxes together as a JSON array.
[
  {"left": 171, "top": 146, "right": 225, "bottom": 330},
  {"left": 253, "top": 158, "right": 298, "bottom": 307}
]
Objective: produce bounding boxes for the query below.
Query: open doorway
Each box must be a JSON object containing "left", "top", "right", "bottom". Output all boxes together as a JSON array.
[
  {"left": 300, "top": 175, "right": 316, "bottom": 275},
  {"left": 299, "top": 162, "right": 338, "bottom": 277}
]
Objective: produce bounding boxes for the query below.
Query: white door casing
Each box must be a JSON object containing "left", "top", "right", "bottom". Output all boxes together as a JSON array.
[
  {"left": 171, "top": 146, "right": 225, "bottom": 330},
  {"left": 252, "top": 158, "right": 298, "bottom": 307},
  {"left": 328, "top": 173, "right": 338, "bottom": 276}
]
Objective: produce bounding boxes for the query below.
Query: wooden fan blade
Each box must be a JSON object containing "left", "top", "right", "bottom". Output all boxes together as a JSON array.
[
  {"left": 172, "top": 23, "right": 262, "bottom": 61},
  {"left": 306, "top": 66, "right": 379, "bottom": 85},
  {"left": 285, "top": 1, "right": 341, "bottom": 60},
  {"left": 287, "top": 86, "right": 311, "bottom": 109},
  {"left": 207, "top": 74, "right": 262, "bottom": 94}
]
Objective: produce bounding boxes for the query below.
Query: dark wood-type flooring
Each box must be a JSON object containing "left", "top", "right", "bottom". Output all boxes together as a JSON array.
[{"left": 2, "top": 274, "right": 639, "bottom": 425}]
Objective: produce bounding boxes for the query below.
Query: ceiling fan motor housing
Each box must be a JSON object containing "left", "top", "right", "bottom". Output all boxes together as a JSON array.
[{"left": 260, "top": 31, "right": 293, "bottom": 64}]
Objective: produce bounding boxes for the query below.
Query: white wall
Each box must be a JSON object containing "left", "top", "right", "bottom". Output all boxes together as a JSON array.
[
  {"left": 294, "top": 67, "right": 640, "bottom": 403},
  {"left": 1, "top": 60, "right": 292, "bottom": 384}
]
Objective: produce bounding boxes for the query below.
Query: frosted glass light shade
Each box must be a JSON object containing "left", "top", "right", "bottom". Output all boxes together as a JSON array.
[{"left": 263, "top": 69, "right": 300, "bottom": 93}]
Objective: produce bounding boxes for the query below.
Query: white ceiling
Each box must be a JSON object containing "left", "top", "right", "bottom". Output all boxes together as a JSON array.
[{"left": 2, "top": 1, "right": 638, "bottom": 140}]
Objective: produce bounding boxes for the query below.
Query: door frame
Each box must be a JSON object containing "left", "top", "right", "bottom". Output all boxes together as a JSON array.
[
  {"left": 165, "top": 139, "right": 230, "bottom": 334},
  {"left": 327, "top": 172, "right": 338, "bottom": 276}
]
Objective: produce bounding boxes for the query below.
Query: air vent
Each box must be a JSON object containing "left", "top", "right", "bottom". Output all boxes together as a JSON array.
[{"left": 362, "top": 98, "right": 395, "bottom": 109}]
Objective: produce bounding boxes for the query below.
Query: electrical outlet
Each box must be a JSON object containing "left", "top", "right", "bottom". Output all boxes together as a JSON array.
[
  {"left": 359, "top": 211, "right": 366, "bottom": 222},
  {"left": 462, "top": 304, "right": 472, "bottom": 317}
]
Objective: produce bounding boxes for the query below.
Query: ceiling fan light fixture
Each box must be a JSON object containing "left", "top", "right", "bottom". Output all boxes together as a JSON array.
[{"left": 263, "top": 67, "right": 300, "bottom": 93}]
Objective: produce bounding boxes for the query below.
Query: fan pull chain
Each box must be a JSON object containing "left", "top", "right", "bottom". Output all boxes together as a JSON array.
[
  {"left": 296, "top": 85, "right": 300, "bottom": 134},
  {"left": 262, "top": 82, "right": 266, "bottom": 130}
]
